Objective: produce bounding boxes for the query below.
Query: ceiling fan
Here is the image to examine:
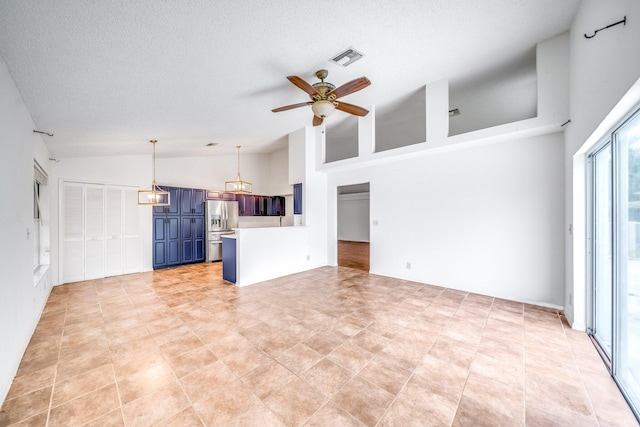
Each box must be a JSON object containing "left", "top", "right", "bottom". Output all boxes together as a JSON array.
[{"left": 272, "top": 69, "right": 371, "bottom": 126}]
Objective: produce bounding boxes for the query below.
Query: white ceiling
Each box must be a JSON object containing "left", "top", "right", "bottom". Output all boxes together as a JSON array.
[{"left": 0, "top": 0, "right": 580, "bottom": 158}]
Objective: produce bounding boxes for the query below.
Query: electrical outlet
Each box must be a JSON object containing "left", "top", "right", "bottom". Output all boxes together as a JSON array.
[
  {"left": 372, "top": 220, "right": 379, "bottom": 226},
  {"left": 406, "top": 262, "right": 411, "bottom": 269}
]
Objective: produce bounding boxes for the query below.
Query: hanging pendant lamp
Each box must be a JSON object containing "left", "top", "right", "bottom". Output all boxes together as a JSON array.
[
  {"left": 138, "top": 139, "right": 170, "bottom": 205},
  {"left": 225, "top": 146, "right": 252, "bottom": 194}
]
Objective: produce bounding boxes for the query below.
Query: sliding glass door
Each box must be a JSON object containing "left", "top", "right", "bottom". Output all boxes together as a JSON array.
[
  {"left": 592, "top": 142, "right": 613, "bottom": 361},
  {"left": 613, "top": 110, "right": 640, "bottom": 412},
  {"left": 591, "top": 108, "right": 640, "bottom": 419}
]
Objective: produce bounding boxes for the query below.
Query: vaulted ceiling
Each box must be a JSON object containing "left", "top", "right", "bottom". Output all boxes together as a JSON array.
[{"left": 0, "top": 0, "right": 580, "bottom": 158}]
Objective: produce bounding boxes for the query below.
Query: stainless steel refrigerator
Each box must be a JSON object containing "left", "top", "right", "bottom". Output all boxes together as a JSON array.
[{"left": 205, "top": 200, "right": 238, "bottom": 262}]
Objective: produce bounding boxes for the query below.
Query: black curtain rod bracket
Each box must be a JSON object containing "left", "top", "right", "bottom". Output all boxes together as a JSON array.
[
  {"left": 561, "top": 119, "right": 571, "bottom": 127},
  {"left": 33, "top": 129, "right": 54, "bottom": 137},
  {"left": 584, "top": 16, "right": 626, "bottom": 39}
]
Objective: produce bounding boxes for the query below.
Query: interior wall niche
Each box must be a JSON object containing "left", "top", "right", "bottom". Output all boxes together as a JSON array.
[
  {"left": 449, "top": 49, "right": 537, "bottom": 136},
  {"left": 325, "top": 115, "right": 359, "bottom": 163},
  {"left": 375, "top": 86, "right": 426, "bottom": 153}
]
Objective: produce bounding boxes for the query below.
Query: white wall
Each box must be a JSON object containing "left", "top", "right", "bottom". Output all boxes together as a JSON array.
[
  {"left": 565, "top": 0, "right": 640, "bottom": 328},
  {"left": 337, "top": 193, "right": 370, "bottom": 242},
  {"left": 269, "top": 147, "right": 291, "bottom": 196},
  {"left": 449, "top": 55, "right": 537, "bottom": 136},
  {"left": 0, "top": 56, "right": 53, "bottom": 404},
  {"left": 325, "top": 133, "right": 565, "bottom": 307}
]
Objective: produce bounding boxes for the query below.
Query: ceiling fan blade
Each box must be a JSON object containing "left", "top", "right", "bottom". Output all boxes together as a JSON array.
[
  {"left": 336, "top": 101, "right": 369, "bottom": 117},
  {"left": 327, "top": 77, "right": 371, "bottom": 99},
  {"left": 272, "top": 102, "right": 313, "bottom": 113},
  {"left": 287, "top": 76, "right": 320, "bottom": 97},
  {"left": 313, "top": 115, "right": 323, "bottom": 126}
]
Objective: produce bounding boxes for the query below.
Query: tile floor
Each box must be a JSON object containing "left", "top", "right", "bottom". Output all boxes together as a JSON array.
[{"left": 1, "top": 263, "right": 638, "bottom": 426}]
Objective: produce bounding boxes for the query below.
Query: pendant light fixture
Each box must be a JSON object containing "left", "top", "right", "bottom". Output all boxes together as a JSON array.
[
  {"left": 138, "top": 139, "right": 170, "bottom": 205},
  {"left": 225, "top": 145, "right": 252, "bottom": 194}
]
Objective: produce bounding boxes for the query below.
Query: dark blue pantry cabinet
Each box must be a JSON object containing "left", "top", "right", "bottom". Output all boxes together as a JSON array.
[{"left": 153, "top": 186, "right": 206, "bottom": 269}]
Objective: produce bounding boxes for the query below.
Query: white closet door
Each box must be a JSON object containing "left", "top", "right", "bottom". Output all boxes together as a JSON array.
[
  {"left": 105, "top": 186, "right": 124, "bottom": 276},
  {"left": 123, "top": 188, "right": 140, "bottom": 273},
  {"left": 84, "top": 184, "right": 105, "bottom": 279},
  {"left": 63, "top": 182, "right": 85, "bottom": 283}
]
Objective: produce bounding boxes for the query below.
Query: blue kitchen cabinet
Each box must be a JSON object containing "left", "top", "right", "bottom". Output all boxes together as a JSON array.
[
  {"left": 153, "top": 216, "right": 181, "bottom": 269},
  {"left": 271, "top": 196, "right": 285, "bottom": 216},
  {"left": 222, "top": 237, "right": 236, "bottom": 283},
  {"left": 180, "top": 216, "right": 205, "bottom": 263},
  {"left": 153, "top": 186, "right": 206, "bottom": 269},
  {"left": 237, "top": 194, "right": 256, "bottom": 216},
  {"left": 293, "top": 183, "right": 302, "bottom": 214},
  {"left": 153, "top": 186, "right": 180, "bottom": 215},
  {"left": 206, "top": 190, "right": 236, "bottom": 201},
  {"left": 180, "top": 188, "right": 205, "bottom": 215}
]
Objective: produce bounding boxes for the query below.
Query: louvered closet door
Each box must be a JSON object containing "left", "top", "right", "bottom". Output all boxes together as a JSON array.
[
  {"left": 105, "top": 187, "right": 123, "bottom": 276},
  {"left": 63, "top": 182, "right": 85, "bottom": 283},
  {"left": 84, "top": 184, "right": 105, "bottom": 279},
  {"left": 123, "top": 188, "right": 140, "bottom": 273}
]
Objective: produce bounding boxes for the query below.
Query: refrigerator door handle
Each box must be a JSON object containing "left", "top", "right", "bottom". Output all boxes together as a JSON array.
[{"left": 222, "top": 201, "right": 227, "bottom": 230}]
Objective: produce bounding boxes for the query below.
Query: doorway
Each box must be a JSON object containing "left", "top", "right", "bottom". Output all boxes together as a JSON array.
[
  {"left": 337, "top": 183, "right": 370, "bottom": 271},
  {"left": 590, "top": 107, "right": 640, "bottom": 420}
]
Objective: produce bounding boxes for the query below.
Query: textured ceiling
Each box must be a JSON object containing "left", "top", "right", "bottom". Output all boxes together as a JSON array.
[{"left": 0, "top": 0, "right": 580, "bottom": 158}]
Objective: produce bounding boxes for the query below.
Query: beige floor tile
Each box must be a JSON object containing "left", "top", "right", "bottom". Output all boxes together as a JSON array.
[
  {"left": 332, "top": 376, "right": 395, "bottom": 426},
  {"left": 52, "top": 364, "right": 115, "bottom": 407},
  {"left": 5, "top": 365, "right": 56, "bottom": 400},
  {"left": 240, "top": 359, "right": 297, "bottom": 400},
  {"left": 301, "top": 358, "right": 354, "bottom": 398},
  {"left": 49, "top": 384, "right": 120, "bottom": 427},
  {"left": 275, "top": 343, "right": 323, "bottom": 376},
  {"left": 358, "top": 356, "right": 411, "bottom": 396},
  {"left": 228, "top": 403, "right": 285, "bottom": 426},
  {"left": 167, "top": 345, "right": 218, "bottom": 379},
  {"left": 264, "top": 377, "right": 326, "bottom": 426},
  {"left": 0, "top": 386, "right": 52, "bottom": 426},
  {"left": 305, "top": 402, "right": 365, "bottom": 426},
  {"left": 179, "top": 359, "right": 237, "bottom": 402},
  {"left": 121, "top": 381, "right": 190, "bottom": 426},
  {"left": 391, "top": 375, "right": 460, "bottom": 426},
  {"left": 525, "top": 395, "right": 598, "bottom": 427},
  {"left": 327, "top": 341, "right": 374, "bottom": 373},
  {"left": 116, "top": 362, "right": 175, "bottom": 404},
  {"left": 222, "top": 346, "right": 272, "bottom": 377},
  {"left": 82, "top": 409, "right": 125, "bottom": 427}
]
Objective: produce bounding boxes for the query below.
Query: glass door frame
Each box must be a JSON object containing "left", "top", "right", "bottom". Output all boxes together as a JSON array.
[
  {"left": 588, "top": 140, "right": 614, "bottom": 369},
  {"left": 587, "top": 105, "right": 640, "bottom": 422}
]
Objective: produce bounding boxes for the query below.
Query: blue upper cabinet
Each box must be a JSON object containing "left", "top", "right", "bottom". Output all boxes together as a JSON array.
[
  {"left": 153, "top": 186, "right": 180, "bottom": 215},
  {"left": 293, "top": 183, "right": 302, "bottom": 215},
  {"left": 181, "top": 188, "right": 205, "bottom": 215}
]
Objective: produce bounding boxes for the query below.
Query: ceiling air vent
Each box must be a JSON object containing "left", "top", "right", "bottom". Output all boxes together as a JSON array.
[{"left": 331, "top": 48, "right": 364, "bottom": 67}]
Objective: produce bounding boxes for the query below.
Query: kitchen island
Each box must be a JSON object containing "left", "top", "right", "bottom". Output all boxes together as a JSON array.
[{"left": 222, "top": 226, "right": 311, "bottom": 287}]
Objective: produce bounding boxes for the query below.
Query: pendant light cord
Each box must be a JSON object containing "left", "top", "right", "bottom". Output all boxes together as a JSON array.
[
  {"left": 236, "top": 145, "right": 241, "bottom": 179},
  {"left": 151, "top": 139, "right": 158, "bottom": 186}
]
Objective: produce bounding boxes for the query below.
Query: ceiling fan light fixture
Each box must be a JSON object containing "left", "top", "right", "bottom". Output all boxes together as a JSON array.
[{"left": 312, "top": 100, "right": 336, "bottom": 118}]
